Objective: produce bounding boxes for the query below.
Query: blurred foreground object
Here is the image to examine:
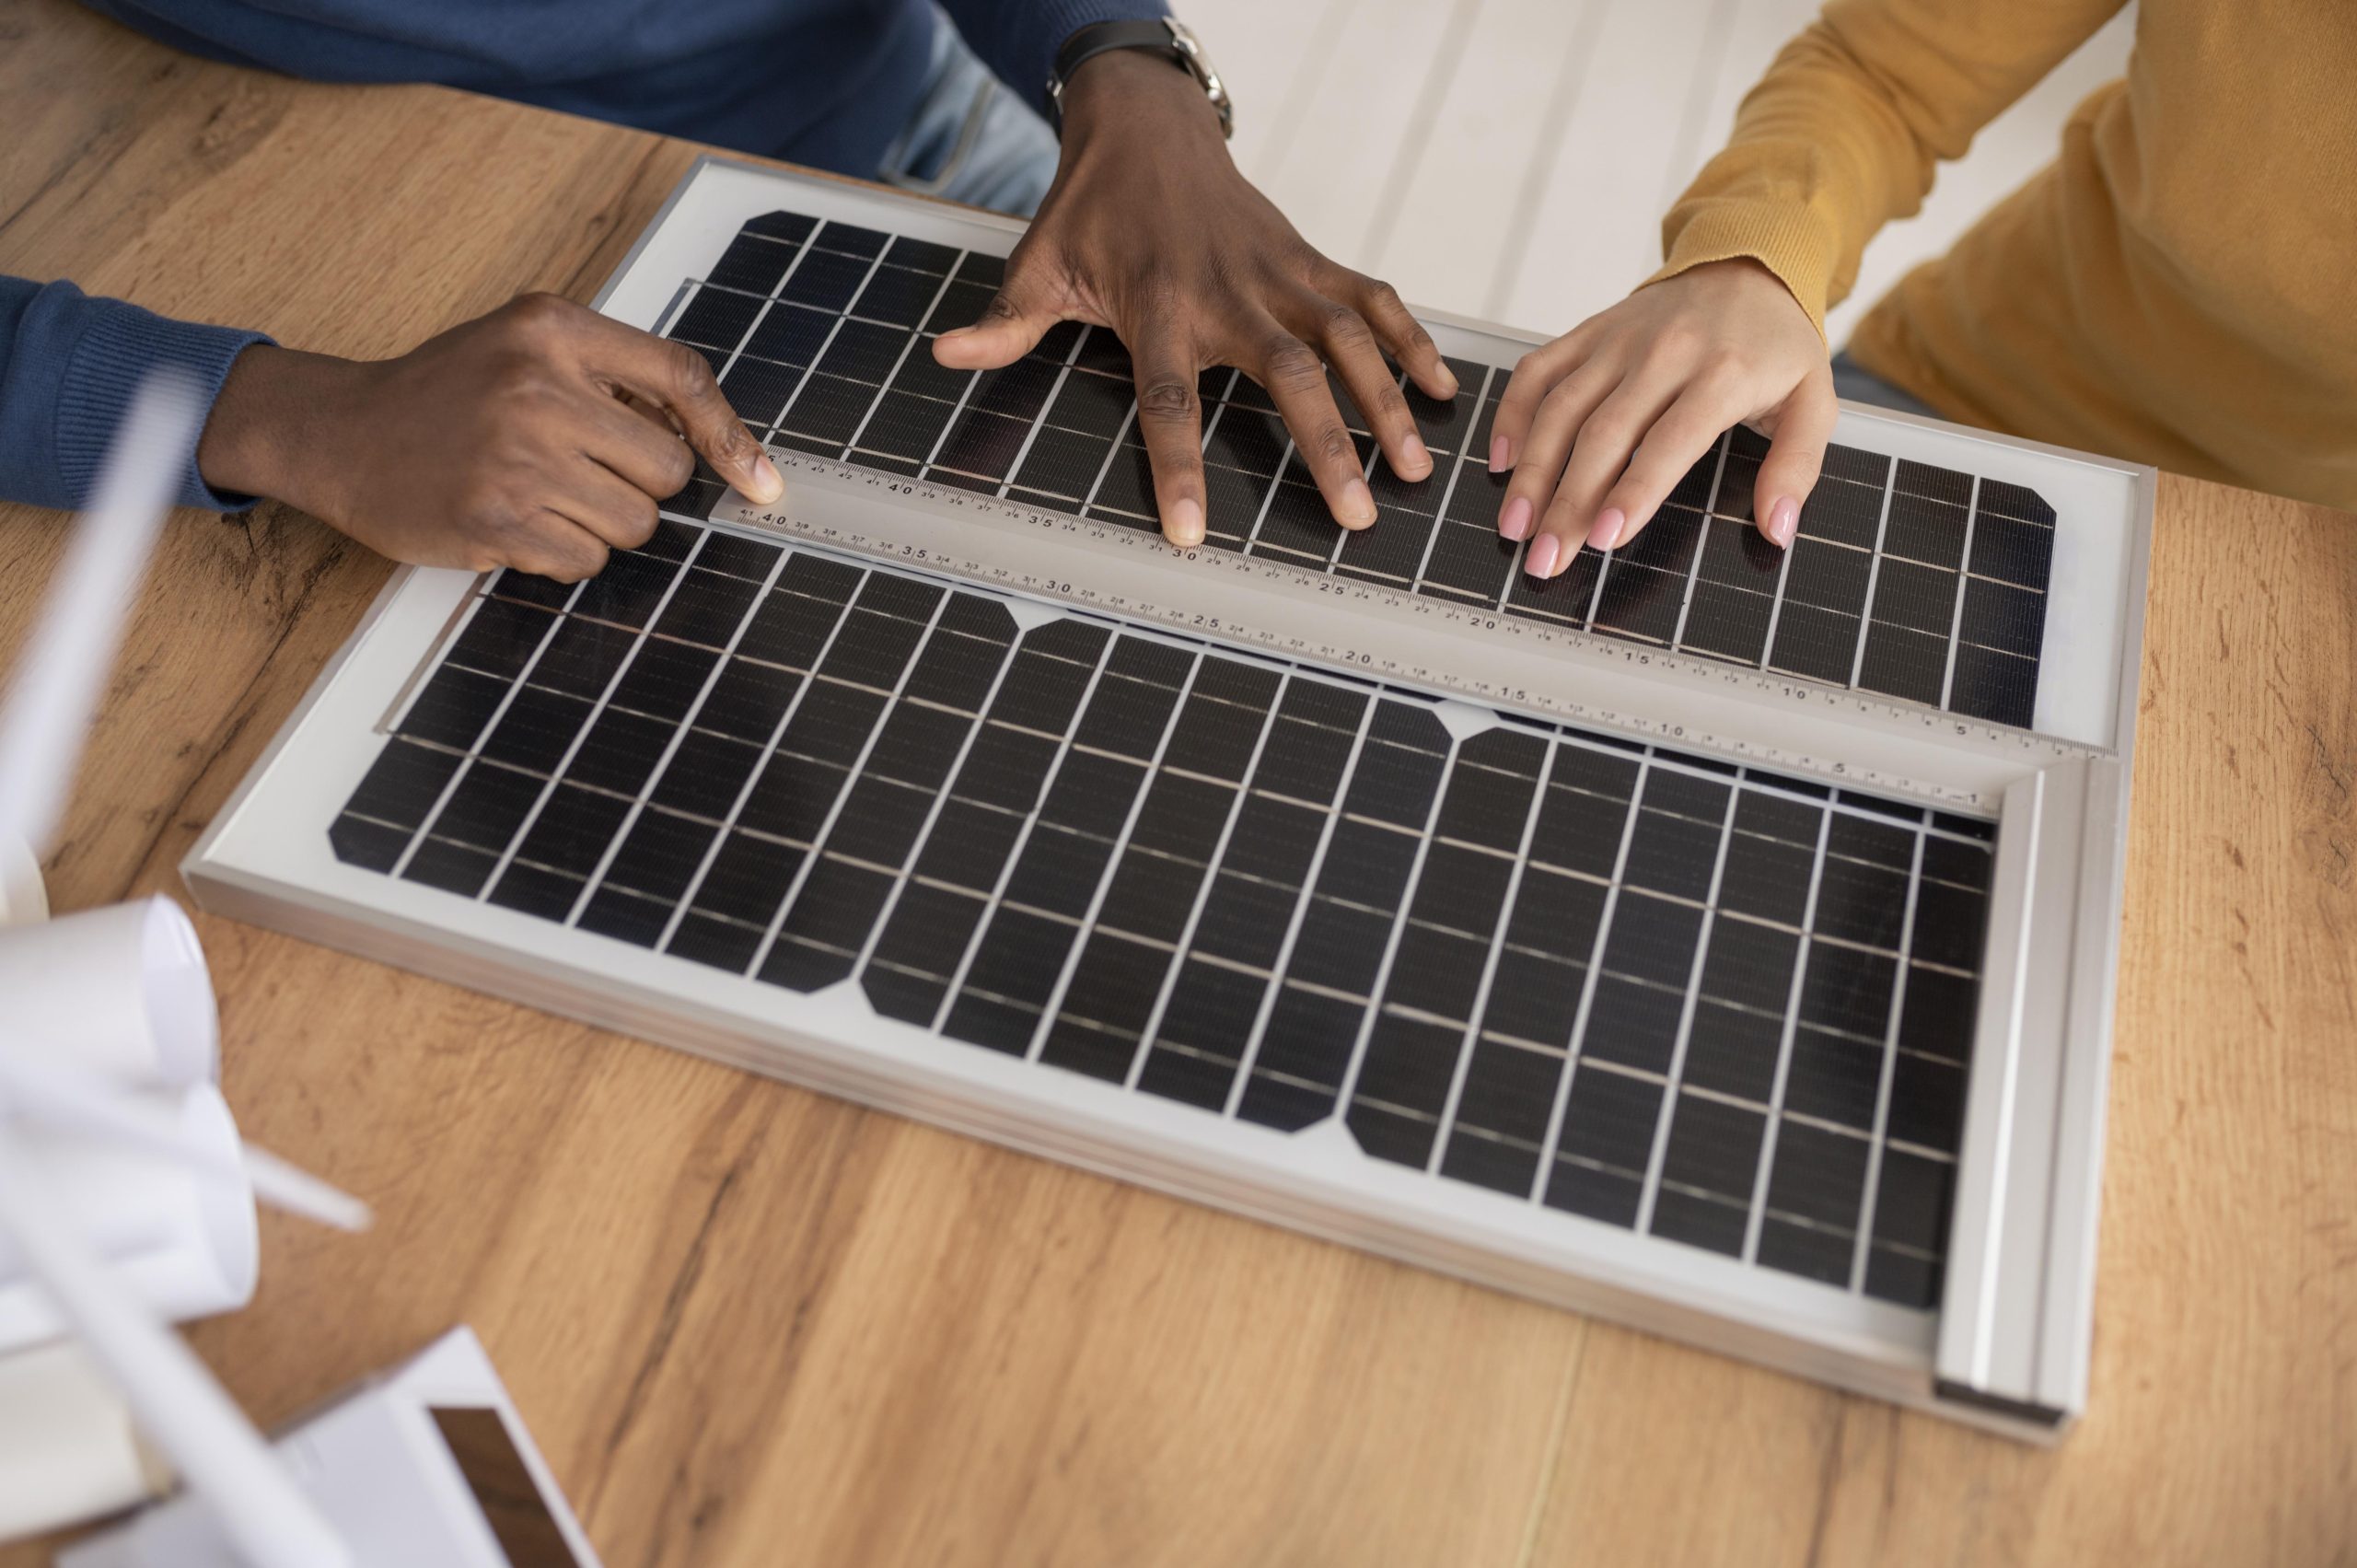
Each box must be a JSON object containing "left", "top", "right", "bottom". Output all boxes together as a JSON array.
[
  {"left": 0, "top": 376, "right": 361, "bottom": 1565},
  {"left": 60, "top": 1327, "right": 604, "bottom": 1568}
]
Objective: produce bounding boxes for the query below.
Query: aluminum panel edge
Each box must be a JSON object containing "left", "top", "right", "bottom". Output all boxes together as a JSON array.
[{"left": 1936, "top": 755, "right": 2117, "bottom": 1425}]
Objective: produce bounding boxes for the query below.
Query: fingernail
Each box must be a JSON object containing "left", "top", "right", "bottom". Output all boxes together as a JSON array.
[
  {"left": 1402, "top": 435, "right": 1432, "bottom": 478},
  {"left": 1588, "top": 507, "right": 1624, "bottom": 552},
  {"left": 1526, "top": 533, "right": 1561, "bottom": 579},
  {"left": 1769, "top": 496, "right": 1799, "bottom": 547},
  {"left": 1438, "top": 366, "right": 1460, "bottom": 398},
  {"left": 937, "top": 324, "right": 973, "bottom": 339},
  {"left": 1498, "top": 496, "right": 1533, "bottom": 541},
  {"left": 1489, "top": 435, "right": 1513, "bottom": 473},
  {"left": 1340, "top": 479, "right": 1376, "bottom": 528},
  {"left": 749, "top": 453, "right": 784, "bottom": 504},
  {"left": 1169, "top": 497, "right": 1205, "bottom": 548}
]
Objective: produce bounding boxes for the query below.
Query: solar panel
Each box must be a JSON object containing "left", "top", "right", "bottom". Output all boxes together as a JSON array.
[
  {"left": 332, "top": 526, "right": 1990, "bottom": 1308},
  {"left": 188, "top": 158, "right": 2153, "bottom": 1438},
  {"left": 658, "top": 215, "right": 2051, "bottom": 729}
]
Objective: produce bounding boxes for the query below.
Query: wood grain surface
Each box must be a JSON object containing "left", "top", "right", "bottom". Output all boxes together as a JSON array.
[{"left": 2, "top": 3, "right": 2351, "bottom": 1562}]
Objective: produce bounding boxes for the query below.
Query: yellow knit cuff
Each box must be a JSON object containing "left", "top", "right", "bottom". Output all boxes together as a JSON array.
[{"left": 1642, "top": 202, "right": 1842, "bottom": 343}]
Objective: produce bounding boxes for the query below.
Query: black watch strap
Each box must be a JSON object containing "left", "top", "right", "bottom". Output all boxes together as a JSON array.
[{"left": 1048, "top": 18, "right": 1234, "bottom": 140}]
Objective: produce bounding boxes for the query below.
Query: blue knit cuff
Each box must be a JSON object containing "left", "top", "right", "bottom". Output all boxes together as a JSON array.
[
  {"left": 55, "top": 303, "right": 274, "bottom": 514},
  {"left": 953, "top": 0, "right": 1171, "bottom": 118}
]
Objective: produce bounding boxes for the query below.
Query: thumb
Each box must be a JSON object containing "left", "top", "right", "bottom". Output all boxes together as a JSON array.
[
  {"left": 932, "top": 248, "right": 1065, "bottom": 371},
  {"left": 1752, "top": 365, "right": 1837, "bottom": 547}
]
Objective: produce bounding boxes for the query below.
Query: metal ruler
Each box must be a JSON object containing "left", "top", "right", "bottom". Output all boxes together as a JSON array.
[{"left": 715, "top": 451, "right": 2114, "bottom": 816}]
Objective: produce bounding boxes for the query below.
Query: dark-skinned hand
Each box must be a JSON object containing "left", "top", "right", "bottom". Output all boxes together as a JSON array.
[
  {"left": 933, "top": 49, "right": 1458, "bottom": 548},
  {"left": 197, "top": 293, "right": 781, "bottom": 582}
]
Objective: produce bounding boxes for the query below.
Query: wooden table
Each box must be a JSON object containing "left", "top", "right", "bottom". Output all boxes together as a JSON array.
[{"left": 4, "top": 3, "right": 2352, "bottom": 1562}]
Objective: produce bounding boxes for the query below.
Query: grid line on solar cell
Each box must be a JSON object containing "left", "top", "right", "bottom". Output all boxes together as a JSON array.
[
  {"left": 839, "top": 271, "right": 959, "bottom": 457},
  {"left": 1845, "top": 463, "right": 1903, "bottom": 690},
  {"left": 1850, "top": 826, "right": 1930, "bottom": 1292},
  {"left": 705, "top": 232, "right": 818, "bottom": 387},
  {"left": 768, "top": 240, "right": 889, "bottom": 446},
  {"left": 1665, "top": 435, "right": 1735, "bottom": 649},
  {"left": 529, "top": 534, "right": 784, "bottom": 923},
  {"left": 1323, "top": 719, "right": 1458, "bottom": 1152},
  {"left": 1421, "top": 731, "right": 1555, "bottom": 1169},
  {"left": 927, "top": 628, "right": 1122, "bottom": 1041},
  {"left": 1178, "top": 696, "right": 1376, "bottom": 1103},
  {"left": 655, "top": 564, "right": 865, "bottom": 955},
  {"left": 1632, "top": 784, "right": 1743, "bottom": 1235},
  {"left": 1020, "top": 649, "right": 1213, "bottom": 1062},
  {"left": 986, "top": 325, "right": 1089, "bottom": 502},
  {"left": 344, "top": 514, "right": 1993, "bottom": 1307},
  {"left": 1234, "top": 415, "right": 1300, "bottom": 558},
  {"left": 1072, "top": 361, "right": 1144, "bottom": 521},
  {"left": 909, "top": 346, "right": 992, "bottom": 479},
  {"left": 1739, "top": 805, "right": 1836, "bottom": 1265},
  {"left": 395, "top": 551, "right": 695, "bottom": 896},
  {"left": 744, "top": 586, "right": 957, "bottom": 987},
  {"left": 1747, "top": 436, "right": 1806, "bottom": 678},
  {"left": 1935, "top": 475, "right": 1983, "bottom": 711},
  {"left": 846, "top": 645, "right": 1034, "bottom": 986},
  {"left": 1525, "top": 750, "right": 1653, "bottom": 1214}
]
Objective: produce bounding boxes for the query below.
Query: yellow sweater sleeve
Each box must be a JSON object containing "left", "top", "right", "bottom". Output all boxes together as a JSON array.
[{"left": 1650, "top": 0, "right": 2129, "bottom": 335}]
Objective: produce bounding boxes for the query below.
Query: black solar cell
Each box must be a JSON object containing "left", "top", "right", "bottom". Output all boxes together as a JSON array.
[{"left": 320, "top": 203, "right": 2051, "bottom": 1312}]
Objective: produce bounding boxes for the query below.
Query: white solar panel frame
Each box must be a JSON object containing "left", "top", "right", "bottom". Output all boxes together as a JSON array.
[{"left": 185, "top": 159, "right": 2153, "bottom": 1441}]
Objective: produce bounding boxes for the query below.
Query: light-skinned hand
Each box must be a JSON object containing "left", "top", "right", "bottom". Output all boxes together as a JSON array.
[{"left": 1492, "top": 258, "right": 1835, "bottom": 578}]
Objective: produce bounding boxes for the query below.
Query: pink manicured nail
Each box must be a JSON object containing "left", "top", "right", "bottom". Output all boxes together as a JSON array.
[
  {"left": 1489, "top": 435, "right": 1513, "bottom": 473},
  {"left": 1526, "top": 533, "right": 1562, "bottom": 579},
  {"left": 1588, "top": 507, "right": 1625, "bottom": 552},
  {"left": 1499, "top": 496, "right": 1533, "bottom": 541},
  {"left": 1769, "top": 496, "right": 1799, "bottom": 547}
]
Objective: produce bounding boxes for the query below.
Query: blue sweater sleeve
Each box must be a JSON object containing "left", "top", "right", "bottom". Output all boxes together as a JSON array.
[
  {"left": 939, "top": 0, "right": 1171, "bottom": 115},
  {"left": 0, "top": 277, "right": 273, "bottom": 514}
]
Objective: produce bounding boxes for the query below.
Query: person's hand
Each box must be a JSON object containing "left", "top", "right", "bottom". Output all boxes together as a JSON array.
[
  {"left": 196, "top": 294, "right": 783, "bottom": 581},
  {"left": 932, "top": 49, "right": 1458, "bottom": 548},
  {"left": 1491, "top": 259, "right": 1834, "bottom": 579}
]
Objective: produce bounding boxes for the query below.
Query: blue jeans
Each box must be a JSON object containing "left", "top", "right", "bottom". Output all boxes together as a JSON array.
[
  {"left": 1830, "top": 351, "right": 1943, "bottom": 420},
  {"left": 876, "top": 7, "right": 1062, "bottom": 217}
]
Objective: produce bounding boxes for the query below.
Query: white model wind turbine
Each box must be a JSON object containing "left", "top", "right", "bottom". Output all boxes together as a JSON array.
[{"left": 0, "top": 374, "right": 365, "bottom": 1566}]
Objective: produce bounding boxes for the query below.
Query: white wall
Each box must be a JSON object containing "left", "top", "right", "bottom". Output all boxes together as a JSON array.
[{"left": 1178, "top": 0, "right": 2133, "bottom": 345}]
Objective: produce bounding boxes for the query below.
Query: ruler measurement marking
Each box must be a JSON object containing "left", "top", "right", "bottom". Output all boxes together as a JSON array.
[{"left": 711, "top": 453, "right": 2096, "bottom": 809}]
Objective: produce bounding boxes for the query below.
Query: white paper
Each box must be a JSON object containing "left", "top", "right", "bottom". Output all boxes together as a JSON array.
[
  {"left": 0, "top": 1338, "right": 168, "bottom": 1539},
  {"left": 60, "top": 1328, "right": 604, "bottom": 1568},
  {"left": 0, "top": 896, "right": 216, "bottom": 1087},
  {"left": 0, "top": 1085, "right": 255, "bottom": 1354},
  {"left": 0, "top": 1121, "right": 343, "bottom": 1568}
]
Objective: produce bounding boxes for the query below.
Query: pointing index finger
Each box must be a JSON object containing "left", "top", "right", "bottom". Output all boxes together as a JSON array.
[{"left": 578, "top": 311, "right": 783, "bottom": 505}]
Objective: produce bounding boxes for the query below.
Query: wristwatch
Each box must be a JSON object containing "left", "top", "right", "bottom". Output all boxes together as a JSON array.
[{"left": 1048, "top": 17, "right": 1233, "bottom": 140}]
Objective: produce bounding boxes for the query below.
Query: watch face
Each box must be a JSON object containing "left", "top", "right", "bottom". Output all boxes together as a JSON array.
[
  {"left": 1051, "top": 19, "right": 1233, "bottom": 138},
  {"left": 1162, "top": 19, "right": 1234, "bottom": 135}
]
